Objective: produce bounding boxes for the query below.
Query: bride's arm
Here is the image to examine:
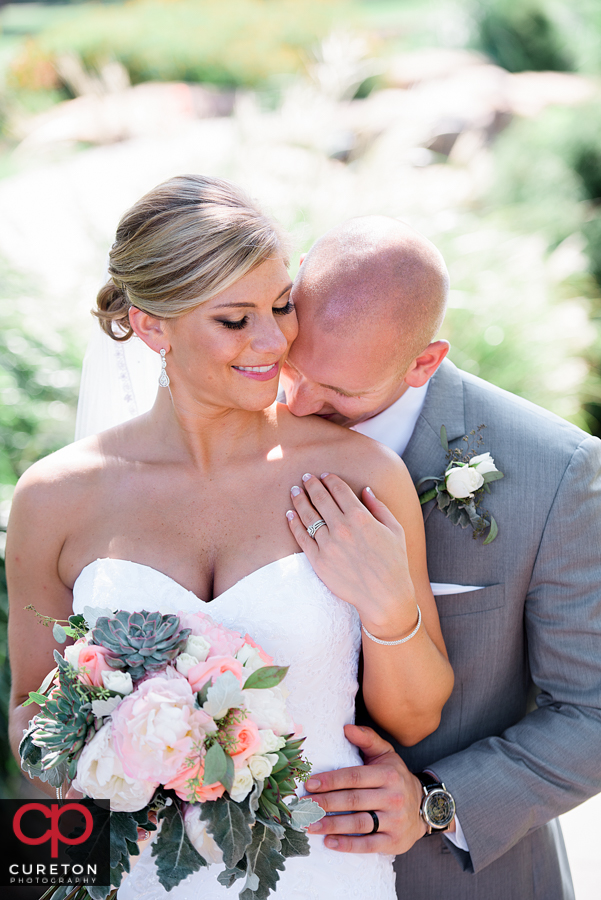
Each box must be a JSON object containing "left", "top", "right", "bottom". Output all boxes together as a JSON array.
[
  {"left": 287, "top": 456, "right": 453, "bottom": 746},
  {"left": 6, "top": 460, "right": 76, "bottom": 795}
]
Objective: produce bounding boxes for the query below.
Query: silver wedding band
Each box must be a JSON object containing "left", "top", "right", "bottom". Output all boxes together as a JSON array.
[{"left": 307, "top": 519, "right": 327, "bottom": 538}]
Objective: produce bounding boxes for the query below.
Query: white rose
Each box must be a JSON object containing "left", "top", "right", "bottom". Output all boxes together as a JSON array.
[
  {"left": 183, "top": 804, "right": 223, "bottom": 865},
  {"left": 72, "top": 724, "right": 157, "bottom": 812},
  {"left": 445, "top": 465, "right": 484, "bottom": 499},
  {"left": 176, "top": 652, "right": 201, "bottom": 678},
  {"left": 248, "top": 753, "right": 279, "bottom": 780},
  {"left": 185, "top": 635, "right": 211, "bottom": 662},
  {"left": 258, "top": 729, "right": 286, "bottom": 754},
  {"left": 470, "top": 452, "right": 499, "bottom": 476},
  {"left": 64, "top": 643, "right": 83, "bottom": 669},
  {"left": 102, "top": 669, "right": 134, "bottom": 695},
  {"left": 229, "top": 765, "right": 254, "bottom": 802},
  {"left": 242, "top": 689, "right": 294, "bottom": 736},
  {"left": 236, "top": 644, "right": 264, "bottom": 673}
]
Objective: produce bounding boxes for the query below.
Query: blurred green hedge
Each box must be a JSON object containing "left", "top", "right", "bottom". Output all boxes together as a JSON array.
[{"left": 8, "top": 0, "right": 352, "bottom": 91}]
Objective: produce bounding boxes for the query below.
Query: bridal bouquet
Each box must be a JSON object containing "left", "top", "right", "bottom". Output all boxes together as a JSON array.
[{"left": 20, "top": 606, "right": 324, "bottom": 900}]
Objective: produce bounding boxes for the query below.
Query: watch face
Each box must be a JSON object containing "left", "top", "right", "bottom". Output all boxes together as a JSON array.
[{"left": 424, "top": 789, "right": 455, "bottom": 829}]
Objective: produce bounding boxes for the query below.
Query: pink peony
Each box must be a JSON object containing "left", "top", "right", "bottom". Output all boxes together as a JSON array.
[
  {"left": 177, "top": 611, "right": 245, "bottom": 659},
  {"left": 187, "top": 656, "right": 245, "bottom": 693},
  {"left": 229, "top": 719, "right": 262, "bottom": 769},
  {"left": 111, "top": 674, "right": 216, "bottom": 783},
  {"left": 242, "top": 634, "right": 273, "bottom": 666},
  {"left": 77, "top": 644, "right": 113, "bottom": 687},
  {"left": 164, "top": 756, "right": 226, "bottom": 802}
]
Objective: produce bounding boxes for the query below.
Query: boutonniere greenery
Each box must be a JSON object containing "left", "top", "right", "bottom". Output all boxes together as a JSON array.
[{"left": 416, "top": 425, "right": 504, "bottom": 544}]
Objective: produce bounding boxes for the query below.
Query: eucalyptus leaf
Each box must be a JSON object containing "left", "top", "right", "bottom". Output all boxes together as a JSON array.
[
  {"left": 37, "top": 666, "right": 59, "bottom": 696},
  {"left": 203, "top": 670, "right": 244, "bottom": 719},
  {"left": 26, "top": 691, "right": 48, "bottom": 707},
  {"left": 200, "top": 795, "right": 254, "bottom": 869},
  {"left": 484, "top": 516, "right": 499, "bottom": 545},
  {"left": 440, "top": 424, "right": 449, "bottom": 452},
  {"left": 287, "top": 797, "right": 325, "bottom": 830},
  {"left": 151, "top": 801, "right": 208, "bottom": 891},
  {"left": 53, "top": 623, "right": 67, "bottom": 643},
  {"left": 243, "top": 665, "right": 289, "bottom": 691},
  {"left": 223, "top": 750, "right": 235, "bottom": 795},
  {"left": 482, "top": 470, "right": 504, "bottom": 483}
]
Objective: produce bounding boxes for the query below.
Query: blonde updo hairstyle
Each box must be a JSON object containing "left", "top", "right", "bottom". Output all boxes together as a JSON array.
[{"left": 95, "top": 175, "right": 289, "bottom": 341}]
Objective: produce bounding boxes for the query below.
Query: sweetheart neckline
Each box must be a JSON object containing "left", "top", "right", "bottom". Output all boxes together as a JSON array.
[{"left": 74, "top": 553, "right": 307, "bottom": 605}]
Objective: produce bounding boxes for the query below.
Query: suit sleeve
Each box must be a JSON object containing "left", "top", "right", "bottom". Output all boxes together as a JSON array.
[{"left": 432, "top": 435, "right": 601, "bottom": 874}]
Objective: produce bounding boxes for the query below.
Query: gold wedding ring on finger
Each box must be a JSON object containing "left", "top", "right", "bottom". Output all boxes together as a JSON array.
[{"left": 307, "top": 519, "right": 327, "bottom": 538}]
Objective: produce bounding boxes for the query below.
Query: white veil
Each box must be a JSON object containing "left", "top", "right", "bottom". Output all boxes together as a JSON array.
[{"left": 75, "top": 324, "right": 160, "bottom": 440}]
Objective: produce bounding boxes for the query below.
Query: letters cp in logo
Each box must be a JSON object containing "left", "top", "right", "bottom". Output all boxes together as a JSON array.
[{"left": 13, "top": 803, "right": 94, "bottom": 858}]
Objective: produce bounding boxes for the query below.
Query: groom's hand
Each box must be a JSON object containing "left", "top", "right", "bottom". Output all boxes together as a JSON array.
[{"left": 305, "top": 724, "right": 427, "bottom": 854}]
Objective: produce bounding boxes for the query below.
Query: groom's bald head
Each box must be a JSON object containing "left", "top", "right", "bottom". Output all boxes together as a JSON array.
[
  {"left": 282, "top": 216, "right": 450, "bottom": 427},
  {"left": 295, "top": 216, "right": 448, "bottom": 370}
]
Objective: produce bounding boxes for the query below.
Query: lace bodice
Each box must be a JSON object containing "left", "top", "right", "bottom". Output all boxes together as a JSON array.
[{"left": 72, "top": 554, "right": 396, "bottom": 900}]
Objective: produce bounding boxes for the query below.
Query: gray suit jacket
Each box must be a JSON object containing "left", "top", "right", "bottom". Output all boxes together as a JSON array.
[{"left": 359, "top": 359, "right": 601, "bottom": 900}]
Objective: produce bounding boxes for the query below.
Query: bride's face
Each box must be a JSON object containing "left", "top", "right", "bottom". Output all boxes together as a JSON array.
[{"left": 162, "top": 258, "right": 296, "bottom": 411}]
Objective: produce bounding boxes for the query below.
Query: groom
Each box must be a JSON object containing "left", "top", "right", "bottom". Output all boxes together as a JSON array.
[{"left": 280, "top": 216, "right": 601, "bottom": 899}]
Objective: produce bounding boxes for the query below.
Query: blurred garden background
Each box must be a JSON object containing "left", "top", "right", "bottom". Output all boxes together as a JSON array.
[{"left": 1, "top": 0, "right": 600, "bottom": 893}]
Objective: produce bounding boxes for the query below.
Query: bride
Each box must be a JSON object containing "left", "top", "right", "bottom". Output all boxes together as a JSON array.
[{"left": 7, "top": 175, "right": 453, "bottom": 898}]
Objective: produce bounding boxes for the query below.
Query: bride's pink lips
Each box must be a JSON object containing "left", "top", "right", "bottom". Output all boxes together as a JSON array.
[{"left": 232, "top": 362, "right": 279, "bottom": 382}]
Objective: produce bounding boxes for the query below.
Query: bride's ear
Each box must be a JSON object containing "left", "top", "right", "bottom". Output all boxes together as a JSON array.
[{"left": 129, "top": 307, "right": 170, "bottom": 354}]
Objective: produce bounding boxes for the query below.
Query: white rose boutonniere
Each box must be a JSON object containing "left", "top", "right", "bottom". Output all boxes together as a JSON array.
[{"left": 417, "top": 425, "right": 504, "bottom": 544}]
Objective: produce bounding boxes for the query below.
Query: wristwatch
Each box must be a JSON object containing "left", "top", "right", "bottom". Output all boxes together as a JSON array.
[{"left": 416, "top": 772, "right": 456, "bottom": 834}]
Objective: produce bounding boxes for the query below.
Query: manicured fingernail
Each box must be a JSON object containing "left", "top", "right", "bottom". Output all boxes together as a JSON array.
[
  {"left": 302, "top": 473, "right": 312, "bottom": 482},
  {"left": 326, "top": 838, "right": 339, "bottom": 849},
  {"left": 139, "top": 831, "right": 150, "bottom": 841},
  {"left": 365, "top": 486, "right": 374, "bottom": 496},
  {"left": 286, "top": 510, "right": 295, "bottom": 521},
  {"left": 306, "top": 778, "right": 321, "bottom": 791},
  {"left": 291, "top": 486, "right": 301, "bottom": 497},
  {"left": 320, "top": 472, "right": 330, "bottom": 479}
]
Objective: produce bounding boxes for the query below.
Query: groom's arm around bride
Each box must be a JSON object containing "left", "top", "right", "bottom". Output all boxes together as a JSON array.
[{"left": 284, "top": 216, "right": 601, "bottom": 900}]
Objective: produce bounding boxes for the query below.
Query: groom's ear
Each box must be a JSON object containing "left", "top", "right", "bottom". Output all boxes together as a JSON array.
[
  {"left": 403, "top": 340, "right": 449, "bottom": 388},
  {"left": 129, "top": 307, "right": 169, "bottom": 354}
]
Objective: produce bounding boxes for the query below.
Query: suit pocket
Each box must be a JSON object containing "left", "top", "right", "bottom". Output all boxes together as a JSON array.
[{"left": 436, "top": 583, "right": 505, "bottom": 617}]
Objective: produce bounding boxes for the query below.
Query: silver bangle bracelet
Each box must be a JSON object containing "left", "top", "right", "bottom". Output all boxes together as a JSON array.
[{"left": 362, "top": 605, "right": 422, "bottom": 646}]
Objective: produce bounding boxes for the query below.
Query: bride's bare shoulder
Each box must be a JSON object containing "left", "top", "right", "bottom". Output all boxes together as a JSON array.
[{"left": 275, "top": 404, "right": 409, "bottom": 489}]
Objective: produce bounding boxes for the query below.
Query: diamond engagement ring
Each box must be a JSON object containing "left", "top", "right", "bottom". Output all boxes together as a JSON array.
[{"left": 307, "top": 519, "right": 327, "bottom": 538}]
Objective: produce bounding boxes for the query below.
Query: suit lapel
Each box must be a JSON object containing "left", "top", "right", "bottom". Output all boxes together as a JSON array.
[{"left": 403, "top": 360, "right": 466, "bottom": 523}]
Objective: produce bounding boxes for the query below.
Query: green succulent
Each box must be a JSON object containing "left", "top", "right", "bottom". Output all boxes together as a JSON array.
[
  {"left": 29, "top": 653, "right": 98, "bottom": 781},
  {"left": 91, "top": 610, "right": 191, "bottom": 682}
]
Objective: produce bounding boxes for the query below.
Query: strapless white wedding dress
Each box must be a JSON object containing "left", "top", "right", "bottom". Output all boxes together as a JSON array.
[{"left": 72, "top": 554, "right": 396, "bottom": 900}]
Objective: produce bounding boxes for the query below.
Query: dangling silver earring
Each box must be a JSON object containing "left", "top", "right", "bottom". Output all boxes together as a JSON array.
[{"left": 158, "top": 349, "right": 170, "bottom": 387}]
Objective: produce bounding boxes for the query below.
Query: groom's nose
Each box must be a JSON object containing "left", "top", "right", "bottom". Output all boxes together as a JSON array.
[{"left": 284, "top": 374, "right": 326, "bottom": 417}]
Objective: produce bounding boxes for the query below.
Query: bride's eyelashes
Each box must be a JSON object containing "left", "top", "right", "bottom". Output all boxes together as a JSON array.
[{"left": 217, "top": 300, "right": 295, "bottom": 330}]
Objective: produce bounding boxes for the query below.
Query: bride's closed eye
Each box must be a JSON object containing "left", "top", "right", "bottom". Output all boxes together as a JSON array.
[{"left": 218, "top": 299, "right": 295, "bottom": 330}]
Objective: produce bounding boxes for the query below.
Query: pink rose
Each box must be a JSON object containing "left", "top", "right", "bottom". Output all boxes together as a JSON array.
[
  {"left": 111, "top": 674, "right": 216, "bottom": 783},
  {"left": 177, "top": 611, "right": 245, "bottom": 659},
  {"left": 229, "top": 719, "right": 262, "bottom": 769},
  {"left": 243, "top": 634, "right": 273, "bottom": 666},
  {"left": 187, "top": 656, "right": 245, "bottom": 693},
  {"left": 164, "top": 756, "right": 225, "bottom": 802},
  {"left": 78, "top": 644, "right": 113, "bottom": 687}
]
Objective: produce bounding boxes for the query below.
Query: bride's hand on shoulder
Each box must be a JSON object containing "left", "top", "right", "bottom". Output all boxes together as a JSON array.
[{"left": 286, "top": 471, "right": 416, "bottom": 639}]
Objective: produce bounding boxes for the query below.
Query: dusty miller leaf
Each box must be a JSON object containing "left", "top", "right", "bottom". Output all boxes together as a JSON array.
[
  {"left": 203, "top": 670, "right": 244, "bottom": 718},
  {"left": 287, "top": 797, "right": 325, "bottom": 830},
  {"left": 91, "top": 696, "right": 122, "bottom": 718},
  {"left": 200, "top": 794, "right": 255, "bottom": 869},
  {"left": 151, "top": 800, "right": 208, "bottom": 890},
  {"left": 82, "top": 605, "right": 115, "bottom": 628},
  {"left": 240, "top": 822, "right": 286, "bottom": 900},
  {"left": 280, "top": 825, "right": 310, "bottom": 858}
]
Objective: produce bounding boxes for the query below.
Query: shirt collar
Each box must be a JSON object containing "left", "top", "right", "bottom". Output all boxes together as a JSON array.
[{"left": 350, "top": 382, "right": 430, "bottom": 456}]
